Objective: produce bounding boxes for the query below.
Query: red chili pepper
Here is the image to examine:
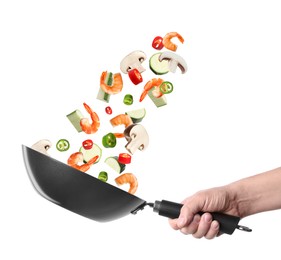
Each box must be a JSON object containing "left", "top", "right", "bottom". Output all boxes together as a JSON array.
[
  {"left": 82, "top": 139, "right": 94, "bottom": 150},
  {"left": 118, "top": 153, "right": 132, "bottom": 164},
  {"left": 128, "top": 69, "right": 143, "bottom": 85},
  {"left": 152, "top": 36, "right": 164, "bottom": 50},
  {"left": 105, "top": 106, "right": 112, "bottom": 115}
]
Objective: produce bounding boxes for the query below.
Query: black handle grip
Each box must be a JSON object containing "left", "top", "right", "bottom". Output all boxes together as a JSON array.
[{"left": 153, "top": 200, "right": 240, "bottom": 235}]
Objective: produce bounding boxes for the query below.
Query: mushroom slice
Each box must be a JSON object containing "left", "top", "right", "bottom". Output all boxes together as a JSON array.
[
  {"left": 120, "top": 50, "right": 147, "bottom": 74},
  {"left": 31, "top": 139, "right": 52, "bottom": 156},
  {"left": 159, "top": 51, "right": 187, "bottom": 74},
  {"left": 124, "top": 124, "right": 149, "bottom": 154}
]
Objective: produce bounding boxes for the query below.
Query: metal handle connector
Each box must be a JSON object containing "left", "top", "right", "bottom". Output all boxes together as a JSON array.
[{"left": 237, "top": 225, "right": 252, "bottom": 232}]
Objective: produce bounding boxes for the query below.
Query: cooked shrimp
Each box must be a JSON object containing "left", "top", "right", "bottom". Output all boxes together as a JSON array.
[
  {"left": 115, "top": 173, "right": 138, "bottom": 194},
  {"left": 80, "top": 103, "right": 100, "bottom": 134},
  {"left": 67, "top": 152, "right": 99, "bottom": 172},
  {"left": 110, "top": 114, "right": 133, "bottom": 128},
  {"left": 139, "top": 78, "right": 164, "bottom": 102},
  {"left": 113, "top": 133, "right": 125, "bottom": 138},
  {"left": 163, "top": 32, "right": 184, "bottom": 52},
  {"left": 100, "top": 71, "right": 123, "bottom": 94}
]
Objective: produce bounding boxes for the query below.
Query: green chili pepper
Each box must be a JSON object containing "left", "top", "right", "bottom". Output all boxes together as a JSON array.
[
  {"left": 56, "top": 139, "right": 70, "bottom": 152},
  {"left": 123, "top": 94, "right": 133, "bottom": 105},
  {"left": 160, "top": 81, "right": 173, "bottom": 94},
  {"left": 98, "top": 171, "right": 108, "bottom": 182},
  {"left": 102, "top": 133, "right": 117, "bottom": 148}
]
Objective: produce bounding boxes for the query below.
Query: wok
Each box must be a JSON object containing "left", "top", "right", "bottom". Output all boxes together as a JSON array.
[{"left": 22, "top": 145, "right": 251, "bottom": 235}]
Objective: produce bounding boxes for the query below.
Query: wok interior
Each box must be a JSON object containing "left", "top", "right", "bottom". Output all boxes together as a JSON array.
[{"left": 22, "top": 145, "right": 146, "bottom": 222}]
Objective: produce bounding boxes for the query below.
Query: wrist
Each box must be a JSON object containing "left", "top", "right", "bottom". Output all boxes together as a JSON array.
[{"left": 225, "top": 182, "right": 252, "bottom": 218}]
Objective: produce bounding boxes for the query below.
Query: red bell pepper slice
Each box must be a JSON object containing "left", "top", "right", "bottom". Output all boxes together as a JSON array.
[
  {"left": 152, "top": 36, "right": 164, "bottom": 50},
  {"left": 82, "top": 139, "right": 94, "bottom": 150},
  {"left": 128, "top": 69, "right": 143, "bottom": 85},
  {"left": 118, "top": 153, "right": 132, "bottom": 164}
]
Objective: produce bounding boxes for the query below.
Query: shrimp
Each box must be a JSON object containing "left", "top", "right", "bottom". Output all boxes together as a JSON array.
[
  {"left": 100, "top": 71, "right": 123, "bottom": 95},
  {"left": 67, "top": 152, "right": 99, "bottom": 172},
  {"left": 80, "top": 103, "right": 100, "bottom": 134},
  {"left": 110, "top": 114, "right": 133, "bottom": 137},
  {"left": 113, "top": 133, "right": 125, "bottom": 138},
  {"left": 115, "top": 173, "right": 138, "bottom": 194},
  {"left": 163, "top": 32, "right": 184, "bottom": 52},
  {"left": 110, "top": 114, "right": 133, "bottom": 128},
  {"left": 139, "top": 78, "right": 164, "bottom": 102}
]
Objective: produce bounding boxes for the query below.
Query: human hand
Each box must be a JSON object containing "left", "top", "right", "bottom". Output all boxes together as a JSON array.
[{"left": 169, "top": 186, "right": 239, "bottom": 239}]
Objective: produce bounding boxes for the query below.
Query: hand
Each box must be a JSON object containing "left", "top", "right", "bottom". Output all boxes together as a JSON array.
[{"left": 169, "top": 186, "right": 239, "bottom": 239}]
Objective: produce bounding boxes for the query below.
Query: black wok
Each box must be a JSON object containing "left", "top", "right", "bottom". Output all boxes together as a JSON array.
[{"left": 22, "top": 145, "right": 251, "bottom": 235}]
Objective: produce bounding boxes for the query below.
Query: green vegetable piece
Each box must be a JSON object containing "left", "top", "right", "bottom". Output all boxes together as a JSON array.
[
  {"left": 97, "top": 88, "right": 110, "bottom": 103},
  {"left": 125, "top": 108, "right": 146, "bottom": 123},
  {"left": 56, "top": 139, "right": 70, "bottom": 152},
  {"left": 105, "top": 156, "right": 126, "bottom": 173},
  {"left": 148, "top": 87, "right": 167, "bottom": 107},
  {"left": 123, "top": 94, "right": 133, "bottom": 105},
  {"left": 160, "top": 81, "right": 173, "bottom": 94},
  {"left": 79, "top": 143, "right": 102, "bottom": 163},
  {"left": 105, "top": 72, "right": 113, "bottom": 86},
  {"left": 149, "top": 52, "right": 170, "bottom": 75},
  {"left": 102, "top": 133, "right": 117, "bottom": 148},
  {"left": 98, "top": 171, "right": 108, "bottom": 182},
  {"left": 66, "top": 109, "right": 84, "bottom": 132},
  {"left": 96, "top": 72, "right": 113, "bottom": 103}
]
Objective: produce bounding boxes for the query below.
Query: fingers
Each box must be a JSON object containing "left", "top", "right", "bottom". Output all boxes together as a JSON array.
[
  {"left": 179, "top": 214, "right": 201, "bottom": 235},
  {"left": 192, "top": 213, "right": 220, "bottom": 239},
  {"left": 204, "top": 220, "right": 220, "bottom": 239},
  {"left": 168, "top": 204, "right": 194, "bottom": 230},
  {"left": 169, "top": 213, "right": 220, "bottom": 239}
]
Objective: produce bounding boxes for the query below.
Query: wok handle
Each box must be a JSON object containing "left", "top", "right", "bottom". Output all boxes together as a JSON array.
[{"left": 153, "top": 200, "right": 251, "bottom": 235}]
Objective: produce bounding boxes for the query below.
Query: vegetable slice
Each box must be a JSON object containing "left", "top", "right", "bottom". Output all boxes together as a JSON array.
[
  {"left": 105, "top": 106, "right": 112, "bottom": 115},
  {"left": 149, "top": 52, "right": 170, "bottom": 75},
  {"left": 152, "top": 36, "right": 164, "bottom": 50},
  {"left": 82, "top": 139, "right": 93, "bottom": 150},
  {"left": 102, "top": 133, "right": 117, "bottom": 148},
  {"left": 56, "top": 139, "right": 70, "bottom": 152},
  {"left": 123, "top": 94, "right": 134, "bottom": 105},
  {"left": 105, "top": 156, "right": 126, "bottom": 173},
  {"left": 96, "top": 72, "right": 113, "bottom": 102},
  {"left": 79, "top": 143, "right": 102, "bottom": 163},
  {"left": 148, "top": 87, "right": 167, "bottom": 107},
  {"left": 118, "top": 153, "right": 131, "bottom": 164},
  {"left": 98, "top": 171, "right": 108, "bottom": 182},
  {"left": 125, "top": 108, "right": 146, "bottom": 123},
  {"left": 160, "top": 81, "right": 174, "bottom": 94},
  {"left": 66, "top": 109, "right": 84, "bottom": 132},
  {"left": 128, "top": 69, "right": 143, "bottom": 85}
]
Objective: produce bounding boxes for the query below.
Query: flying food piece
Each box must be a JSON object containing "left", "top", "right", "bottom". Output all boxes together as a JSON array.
[
  {"left": 120, "top": 50, "right": 147, "bottom": 74},
  {"left": 31, "top": 139, "right": 52, "bottom": 156},
  {"left": 124, "top": 124, "right": 149, "bottom": 155},
  {"left": 159, "top": 51, "right": 187, "bottom": 74}
]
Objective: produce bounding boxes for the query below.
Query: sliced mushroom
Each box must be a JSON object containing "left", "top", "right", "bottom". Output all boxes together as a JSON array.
[
  {"left": 124, "top": 124, "right": 149, "bottom": 154},
  {"left": 159, "top": 51, "right": 187, "bottom": 74},
  {"left": 31, "top": 139, "right": 52, "bottom": 156},
  {"left": 120, "top": 50, "right": 147, "bottom": 74}
]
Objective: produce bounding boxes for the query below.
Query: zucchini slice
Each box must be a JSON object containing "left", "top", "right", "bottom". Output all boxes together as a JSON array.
[
  {"left": 105, "top": 156, "right": 126, "bottom": 173},
  {"left": 125, "top": 108, "right": 146, "bottom": 123},
  {"left": 96, "top": 72, "right": 113, "bottom": 102},
  {"left": 79, "top": 143, "right": 102, "bottom": 163},
  {"left": 66, "top": 109, "right": 84, "bottom": 132},
  {"left": 149, "top": 53, "right": 170, "bottom": 75}
]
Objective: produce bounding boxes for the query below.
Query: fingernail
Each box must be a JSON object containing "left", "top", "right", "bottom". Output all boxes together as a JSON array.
[
  {"left": 177, "top": 216, "right": 185, "bottom": 227},
  {"left": 204, "top": 213, "right": 212, "bottom": 223},
  {"left": 212, "top": 220, "right": 219, "bottom": 230}
]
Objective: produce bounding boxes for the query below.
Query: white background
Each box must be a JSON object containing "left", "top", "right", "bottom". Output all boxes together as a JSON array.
[{"left": 1, "top": 0, "right": 281, "bottom": 259}]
